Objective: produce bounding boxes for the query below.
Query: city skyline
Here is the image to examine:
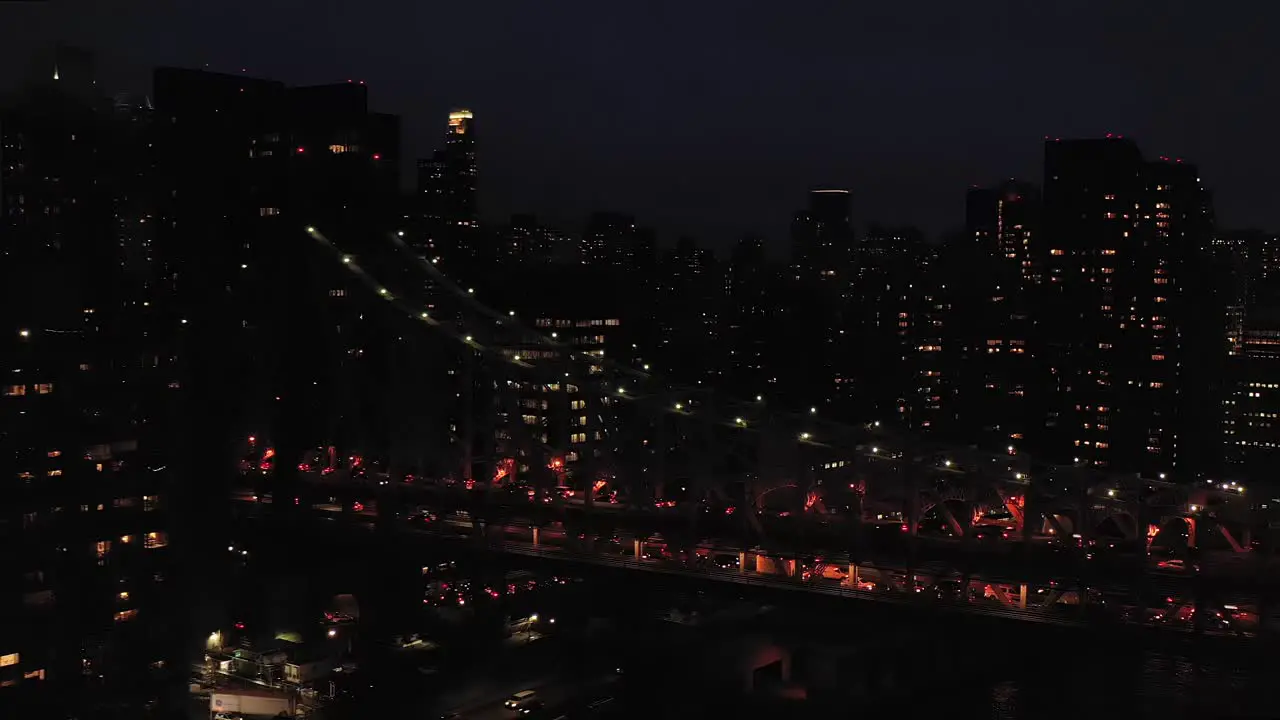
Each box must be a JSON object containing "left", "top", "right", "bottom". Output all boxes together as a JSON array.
[
  {"left": 8, "top": 30, "right": 1280, "bottom": 718},
  {"left": 4, "top": 2, "right": 1280, "bottom": 246}
]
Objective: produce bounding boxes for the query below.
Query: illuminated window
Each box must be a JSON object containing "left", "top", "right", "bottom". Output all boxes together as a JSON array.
[
  {"left": 96, "top": 541, "right": 111, "bottom": 558},
  {"left": 258, "top": 207, "right": 280, "bottom": 217},
  {"left": 328, "top": 144, "right": 353, "bottom": 154},
  {"left": 4, "top": 385, "right": 25, "bottom": 396},
  {"left": 46, "top": 450, "right": 60, "bottom": 458},
  {"left": 570, "top": 433, "right": 586, "bottom": 444},
  {"left": 1152, "top": 354, "right": 1166, "bottom": 361},
  {"left": 0, "top": 653, "right": 17, "bottom": 667},
  {"left": 144, "top": 531, "right": 167, "bottom": 549},
  {"left": 46, "top": 469, "right": 62, "bottom": 477},
  {"left": 22, "top": 669, "right": 44, "bottom": 681},
  {"left": 1101, "top": 249, "right": 1116, "bottom": 255},
  {"left": 143, "top": 495, "right": 158, "bottom": 511},
  {"left": 120, "top": 535, "right": 132, "bottom": 544},
  {"left": 114, "top": 609, "right": 138, "bottom": 623},
  {"left": 79, "top": 363, "right": 91, "bottom": 371},
  {"left": 34, "top": 383, "right": 53, "bottom": 394},
  {"left": 1050, "top": 249, "right": 1064, "bottom": 256},
  {"left": 329, "top": 289, "right": 346, "bottom": 297}
]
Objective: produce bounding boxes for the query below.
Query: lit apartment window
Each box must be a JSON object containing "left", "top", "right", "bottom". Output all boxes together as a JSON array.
[
  {"left": 143, "top": 495, "right": 158, "bottom": 511},
  {"left": 329, "top": 289, "right": 346, "bottom": 297},
  {"left": 96, "top": 541, "right": 111, "bottom": 558},
  {"left": 259, "top": 207, "right": 281, "bottom": 216},
  {"left": 46, "top": 450, "right": 60, "bottom": 458},
  {"left": 1151, "top": 354, "right": 1166, "bottom": 361},
  {"left": 144, "top": 531, "right": 167, "bottom": 549},
  {"left": 22, "top": 669, "right": 44, "bottom": 681},
  {"left": 79, "top": 363, "right": 91, "bottom": 371},
  {"left": 4, "top": 385, "right": 25, "bottom": 396},
  {"left": 114, "top": 609, "right": 138, "bottom": 623},
  {"left": 0, "top": 653, "right": 18, "bottom": 667},
  {"left": 33, "top": 383, "right": 52, "bottom": 394},
  {"left": 1050, "top": 249, "right": 1064, "bottom": 256},
  {"left": 46, "top": 469, "right": 62, "bottom": 477},
  {"left": 570, "top": 433, "right": 586, "bottom": 444}
]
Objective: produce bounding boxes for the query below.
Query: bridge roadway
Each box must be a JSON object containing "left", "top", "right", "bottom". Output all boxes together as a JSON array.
[
  {"left": 232, "top": 490, "right": 1276, "bottom": 636},
  {"left": 263, "top": 478, "right": 1277, "bottom": 587}
]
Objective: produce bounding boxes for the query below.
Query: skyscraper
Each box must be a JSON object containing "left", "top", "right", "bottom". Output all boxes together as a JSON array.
[
  {"left": 417, "top": 109, "right": 477, "bottom": 225},
  {"left": 1040, "top": 138, "right": 1216, "bottom": 475}
]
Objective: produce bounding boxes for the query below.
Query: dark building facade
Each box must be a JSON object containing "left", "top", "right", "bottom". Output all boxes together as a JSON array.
[
  {"left": 950, "top": 182, "right": 1043, "bottom": 450},
  {"left": 1, "top": 48, "right": 179, "bottom": 717},
  {"left": 1040, "top": 138, "right": 1216, "bottom": 476}
]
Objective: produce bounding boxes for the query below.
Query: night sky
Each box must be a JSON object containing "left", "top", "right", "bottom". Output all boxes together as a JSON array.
[{"left": 3, "top": 1, "right": 1277, "bottom": 249}]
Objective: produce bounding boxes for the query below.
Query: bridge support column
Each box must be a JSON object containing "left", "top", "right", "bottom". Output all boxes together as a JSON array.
[
  {"left": 1018, "top": 583, "right": 1027, "bottom": 610},
  {"left": 848, "top": 564, "right": 860, "bottom": 588},
  {"left": 739, "top": 551, "right": 747, "bottom": 573},
  {"left": 634, "top": 539, "right": 642, "bottom": 560},
  {"left": 532, "top": 527, "right": 539, "bottom": 546}
]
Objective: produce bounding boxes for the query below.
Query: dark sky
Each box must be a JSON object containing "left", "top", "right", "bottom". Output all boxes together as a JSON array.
[{"left": 3, "top": 1, "right": 1278, "bottom": 249}]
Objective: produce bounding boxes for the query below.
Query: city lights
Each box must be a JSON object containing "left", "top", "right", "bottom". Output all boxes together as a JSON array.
[{"left": 800, "top": 432, "right": 811, "bottom": 440}]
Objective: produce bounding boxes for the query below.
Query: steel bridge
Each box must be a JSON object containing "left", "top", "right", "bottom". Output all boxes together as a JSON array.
[
  {"left": 231, "top": 226, "right": 1280, "bottom": 635},
  {"left": 287, "top": 226, "right": 1263, "bottom": 558}
]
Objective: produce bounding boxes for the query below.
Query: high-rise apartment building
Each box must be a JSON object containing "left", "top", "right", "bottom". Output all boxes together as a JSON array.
[
  {"left": 791, "top": 188, "right": 854, "bottom": 282},
  {"left": 1223, "top": 307, "right": 1280, "bottom": 478},
  {"left": 1, "top": 48, "right": 178, "bottom": 716},
  {"left": 1040, "top": 138, "right": 1216, "bottom": 475},
  {"left": 951, "top": 182, "right": 1042, "bottom": 450}
]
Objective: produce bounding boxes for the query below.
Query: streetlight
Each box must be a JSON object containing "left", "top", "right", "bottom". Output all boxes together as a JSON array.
[{"left": 328, "top": 628, "right": 337, "bottom": 638}]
